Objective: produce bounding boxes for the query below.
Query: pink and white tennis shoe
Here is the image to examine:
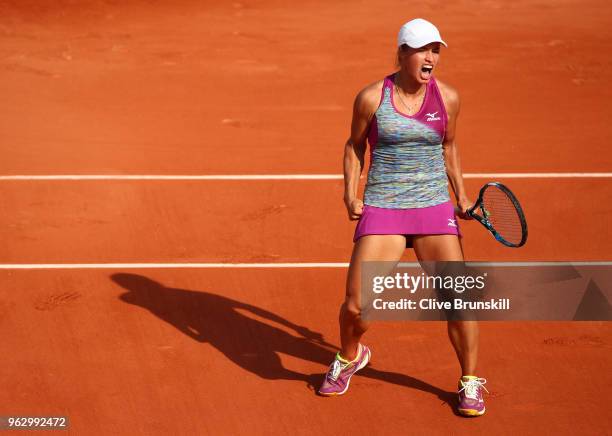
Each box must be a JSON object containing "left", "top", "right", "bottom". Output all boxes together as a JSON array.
[{"left": 318, "top": 344, "right": 371, "bottom": 396}]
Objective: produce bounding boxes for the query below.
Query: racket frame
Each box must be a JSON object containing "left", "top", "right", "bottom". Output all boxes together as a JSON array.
[{"left": 467, "top": 182, "right": 528, "bottom": 248}]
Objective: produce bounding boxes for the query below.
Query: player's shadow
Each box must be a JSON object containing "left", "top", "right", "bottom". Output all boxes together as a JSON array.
[{"left": 111, "top": 273, "right": 456, "bottom": 411}]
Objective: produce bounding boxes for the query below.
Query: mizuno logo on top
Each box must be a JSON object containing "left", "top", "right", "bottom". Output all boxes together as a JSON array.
[{"left": 426, "top": 111, "right": 441, "bottom": 122}]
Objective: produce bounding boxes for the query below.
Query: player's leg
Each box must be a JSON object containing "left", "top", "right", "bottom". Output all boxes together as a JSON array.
[
  {"left": 412, "top": 234, "right": 486, "bottom": 416},
  {"left": 319, "top": 234, "right": 405, "bottom": 396},
  {"left": 340, "top": 234, "right": 406, "bottom": 360}
]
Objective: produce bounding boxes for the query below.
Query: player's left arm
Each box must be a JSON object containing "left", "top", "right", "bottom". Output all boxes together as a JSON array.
[{"left": 438, "top": 80, "right": 472, "bottom": 218}]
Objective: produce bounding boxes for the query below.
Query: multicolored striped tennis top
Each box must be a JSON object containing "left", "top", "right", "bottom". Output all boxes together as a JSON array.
[{"left": 364, "top": 74, "right": 449, "bottom": 209}]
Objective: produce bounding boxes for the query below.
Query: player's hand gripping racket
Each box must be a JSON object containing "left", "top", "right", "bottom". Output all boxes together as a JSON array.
[{"left": 462, "top": 182, "right": 528, "bottom": 248}]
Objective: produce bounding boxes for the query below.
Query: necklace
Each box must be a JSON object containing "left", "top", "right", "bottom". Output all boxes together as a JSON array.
[{"left": 393, "top": 75, "right": 426, "bottom": 115}]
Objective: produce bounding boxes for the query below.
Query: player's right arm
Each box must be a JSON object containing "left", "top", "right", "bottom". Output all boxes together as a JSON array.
[{"left": 343, "top": 81, "right": 382, "bottom": 220}]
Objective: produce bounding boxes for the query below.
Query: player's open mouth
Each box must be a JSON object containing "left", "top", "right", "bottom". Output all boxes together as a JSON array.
[{"left": 420, "top": 65, "right": 433, "bottom": 80}]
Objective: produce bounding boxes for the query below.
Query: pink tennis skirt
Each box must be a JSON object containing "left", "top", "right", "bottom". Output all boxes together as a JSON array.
[{"left": 354, "top": 200, "right": 461, "bottom": 247}]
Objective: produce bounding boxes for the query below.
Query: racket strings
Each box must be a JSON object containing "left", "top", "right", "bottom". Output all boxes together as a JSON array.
[{"left": 481, "top": 187, "right": 524, "bottom": 244}]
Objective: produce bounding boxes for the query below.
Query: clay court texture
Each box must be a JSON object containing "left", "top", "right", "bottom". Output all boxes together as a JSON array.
[{"left": 1, "top": 0, "right": 611, "bottom": 434}]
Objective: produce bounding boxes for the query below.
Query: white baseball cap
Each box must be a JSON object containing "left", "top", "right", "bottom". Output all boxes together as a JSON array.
[{"left": 397, "top": 18, "right": 447, "bottom": 48}]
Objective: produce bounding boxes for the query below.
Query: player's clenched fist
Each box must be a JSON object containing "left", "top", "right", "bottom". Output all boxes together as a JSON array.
[{"left": 345, "top": 198, "right": 364, "bottom": 220}]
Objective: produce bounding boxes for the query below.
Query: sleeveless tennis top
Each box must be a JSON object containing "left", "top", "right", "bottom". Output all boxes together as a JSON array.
[{"left": 364, "top": 74, "right": 449, "bottom": 209}]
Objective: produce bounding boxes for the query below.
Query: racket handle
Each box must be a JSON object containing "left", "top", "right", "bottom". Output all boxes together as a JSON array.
[{"left": 454, "top": 205, "right": 474, "bottom": 218}]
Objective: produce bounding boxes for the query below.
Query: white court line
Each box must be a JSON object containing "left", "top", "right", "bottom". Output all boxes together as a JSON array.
[
  {"left": 0, "top": 173, "right": 611, "bottom": 181},
  {"left": 464, "top": 173, "right": 612, "bottom": 179},
  {"left": 1, "top": 262, "right": 610, "bottom": 270},
  {"left": 0, "top": 263, "right": 350, "bottom": 270},
  {"left": 0, "top": 175, "right": 343, "bottom": 180}
]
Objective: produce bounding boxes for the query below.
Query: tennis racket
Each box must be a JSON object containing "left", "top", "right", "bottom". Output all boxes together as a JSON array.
[{"left": 461, "top": 182, "right": 528, "bottom": 248}]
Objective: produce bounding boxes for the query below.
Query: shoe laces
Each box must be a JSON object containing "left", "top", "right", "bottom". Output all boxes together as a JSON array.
[
  {"left": 328, "top": 359, "right": 346, "bottom": 381},
  {"left": 328, "top": 346, "right": 361, "bottom": 381},
  {"left": 458, "top": 378, "right": 489, "bottom": 400}
]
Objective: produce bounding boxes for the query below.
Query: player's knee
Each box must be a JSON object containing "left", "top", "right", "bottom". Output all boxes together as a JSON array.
[{"left": 343, "top": 298, "right": 362, "bottom": 319}]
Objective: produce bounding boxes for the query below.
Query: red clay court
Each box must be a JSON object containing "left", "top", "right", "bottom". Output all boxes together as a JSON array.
[{"left": 1, "top": 0, "right": 611, "bottom": 434}]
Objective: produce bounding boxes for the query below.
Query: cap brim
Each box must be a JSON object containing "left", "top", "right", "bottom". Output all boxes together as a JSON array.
[{"left": 401, "top": 38, "right": 448, "bottom": 48}]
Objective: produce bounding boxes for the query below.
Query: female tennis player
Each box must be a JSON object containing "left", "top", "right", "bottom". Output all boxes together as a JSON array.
[{"left": 318, "top": 18, "right": 488, "bottom": 416}]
